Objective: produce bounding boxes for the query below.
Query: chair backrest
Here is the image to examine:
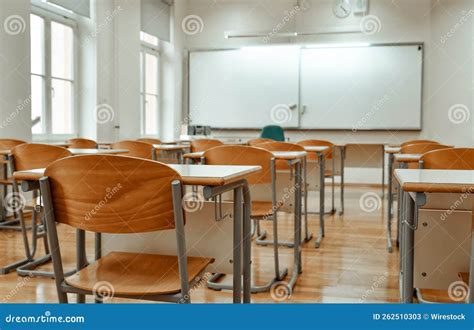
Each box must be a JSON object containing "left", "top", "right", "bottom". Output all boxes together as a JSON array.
[
  {"left": 400, "top": 143, "right": 452, "bottom": 155},
  {"left": 203, "top": 145, "right": 272, "bottom": 184},
  {"left": 0, "top": 139, "right": 27, "bottom": 150},
  {"left": 190, "top": 139, "right": 223, "bottom": 153},
  {"left": 137, "top": 138, "right": 162, "bottom": 145},
  {"left": 68, "top": 138, "right": 98, "bottom": 149},
  {"left": 260, "top": 125, "right": 285, "bottom": 142},
  {"left": 44, "top": 155, "right": 182, "bottom": 233},
  {"left": 400, "top": 139, "right": 438, "bottom": 147},
  {"left": 420, "top": 148, "right": 474, "bottom": 170},
  {"left": 256, "top": 142, "right": 304, "bottom": 170},
  {"left": 297, "top": 139, "right": 334, "bottom": 160},
  {"left": 111, "top": 141, "right": 154, "bottom": 160},
  {"left": 248, "top": 138, "right": 273, "bottom": 146},
  {"left": 11, "top": 144, "right": 72, "bottom": 171}
]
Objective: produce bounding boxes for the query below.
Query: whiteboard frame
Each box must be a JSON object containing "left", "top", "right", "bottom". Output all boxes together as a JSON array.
[{"left": 186, "top": 42, "right": 424, "bottom": 131}]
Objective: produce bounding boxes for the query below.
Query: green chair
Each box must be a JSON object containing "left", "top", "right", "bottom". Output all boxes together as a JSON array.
[{"left": 260, "top": 125, "right": 285, "bottom": 142}]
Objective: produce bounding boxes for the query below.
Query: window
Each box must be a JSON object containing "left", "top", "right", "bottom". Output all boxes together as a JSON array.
[
  {"left": 140, "top": 32, "right": 160, "bottom": 136},
  {"left": 30, "top": 12, "right": 76, "bottom": 137}
]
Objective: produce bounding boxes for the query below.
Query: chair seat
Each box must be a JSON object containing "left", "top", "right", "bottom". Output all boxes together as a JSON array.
[
  {"left": 65, "top": 252, "right": 213, "bottom": 296},
  {"left": 252, "top": 201, "right": 277, "bottom": 218}
]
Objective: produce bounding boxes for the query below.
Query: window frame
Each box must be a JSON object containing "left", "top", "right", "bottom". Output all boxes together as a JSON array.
[
  {"left": 140, "top": 41, "right": 161, "bottom": 137},
  {"left": 31, "top": 5, "right": 78, "bottom": 141}
]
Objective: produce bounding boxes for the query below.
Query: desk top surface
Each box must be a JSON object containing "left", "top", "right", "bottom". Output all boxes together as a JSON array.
[
  {"left": 394, "top": 169, "right": 474, "bottom": 193},
  {"left": 153, "top": 144, "right": 189, "bottom": 151},
  {"left": 183, "top": 150, "right": 308, "bottom": 160},
  {"left": 385, "top": 146, "right": 401, "bottom": 154},
  {"left": 14, "top": 164, "right": 262, "bottom": 187},
  {"left": 394, "top": 153, "right": 421, "bottom": 163}
]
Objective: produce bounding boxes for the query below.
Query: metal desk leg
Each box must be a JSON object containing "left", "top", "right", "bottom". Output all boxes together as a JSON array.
[
  {"left": 242, "top": 182, "right": 251, "bottom": 303},
  {"left": 315, "top": 154, "right": 325, "bottom": 248},
  {"left": 387, "top": 153, "right": 394, "bottom": 218},
  {"left": 401, "top": 191, "right": 415, "bottom": 303},
  {"left": 233, "top": 185, "right": 243, "bottom": 303},
  {"left": 288, "top": 161, "right": 302, "bottom": 287},
  {"left": 303, "top": 156, "right": 312, "bottom": 242},
  {"left": 381, "top": 147, "right": 385, "bottom": 199},
  {"left": 76, "top": 229, "right": 87, "bottom": 303},
  {"left": 339, "top": 146, "right": 345, "bottom": 215},
  {"left": 386, "top": 153, "right": 394, "bottom": 252},
  {"left": 396, "top": 163, "right": 407, "bottom": 249}
]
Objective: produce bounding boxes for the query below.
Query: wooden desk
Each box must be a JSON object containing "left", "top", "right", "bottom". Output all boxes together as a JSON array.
[
  {"left": 14, "top": 164, "right": 260, "bottom": 304},
  {"left": 153, "top": 144, "right": 189, "bottom": 163},
  {"left": 395, "top": 169, "right": 474, "bottom": 303},
  {"left": 336, "top": 144, "right": 385, "bottom": 215},
  {"left": 68, "top": 148, "right": 128, "bottom": 155}
]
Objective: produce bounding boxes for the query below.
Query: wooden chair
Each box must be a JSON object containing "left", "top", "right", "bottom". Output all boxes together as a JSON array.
[
  {"left": 400, "top": 139, "right": 438, "bottom": 147},
  {"left": 400, "top": 143, "right": 451, "bottom": 155},
  {"left": 0, "top": 139, "right": 26, "bottom": 230},
  {"left": 111, "top": 141, "right": 155, "bottom": 160},
  {"left": 40, "top": 155, "right": 213, "bottom": 303},
  {"left": 203, "top": 145, "right": 286, "bottom": 292},
  {"left": 137, "top": 138, "right": 162, "bottom": 145},
  {"left": 248, "top": 138, "right": 273, "bottom": 146},
  {"left": 260, "top": 125, "right": 285, "bottom": 142},
  {"left": 1, "top": 144, "right": 72, "bottom": 276},
  {"left": 0, "top": 139, "right": 27, "bottom": 150},
  {"left": 68, "top": 138, "right": 98, "bottom": 149},
  {"left": 256, "top": 141, "right": 304, "bottom": 170},
  {"left": 420, "top": 148, "right": 474, "bottom": 170},
  {"left": 400, "top": 143, "right": 452, "bottom": 169},
  {"left": 190, "top": 139, "right": 223, "bottom": 153}
]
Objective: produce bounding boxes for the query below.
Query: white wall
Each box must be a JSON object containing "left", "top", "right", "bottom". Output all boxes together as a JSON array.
[
  {"left": 178, "top": 0, "right": 473, "bottom": 148},
  {"left": 425, "top": 0, "right": 473, "bottom": 147},
  {"left": 0, "top": 0, "right": 32, "bottom": 141}
]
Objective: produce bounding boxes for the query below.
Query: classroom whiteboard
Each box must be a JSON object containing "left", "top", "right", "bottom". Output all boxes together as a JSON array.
[
  {"left": 189, "top": 47, "right": 300, "bottom": 128},
  {"left": 188, "top": 44, "right": 423, "bottom": 130},
  {"left": 300, "top": 45, "right": 423, "bottom": 130}
]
